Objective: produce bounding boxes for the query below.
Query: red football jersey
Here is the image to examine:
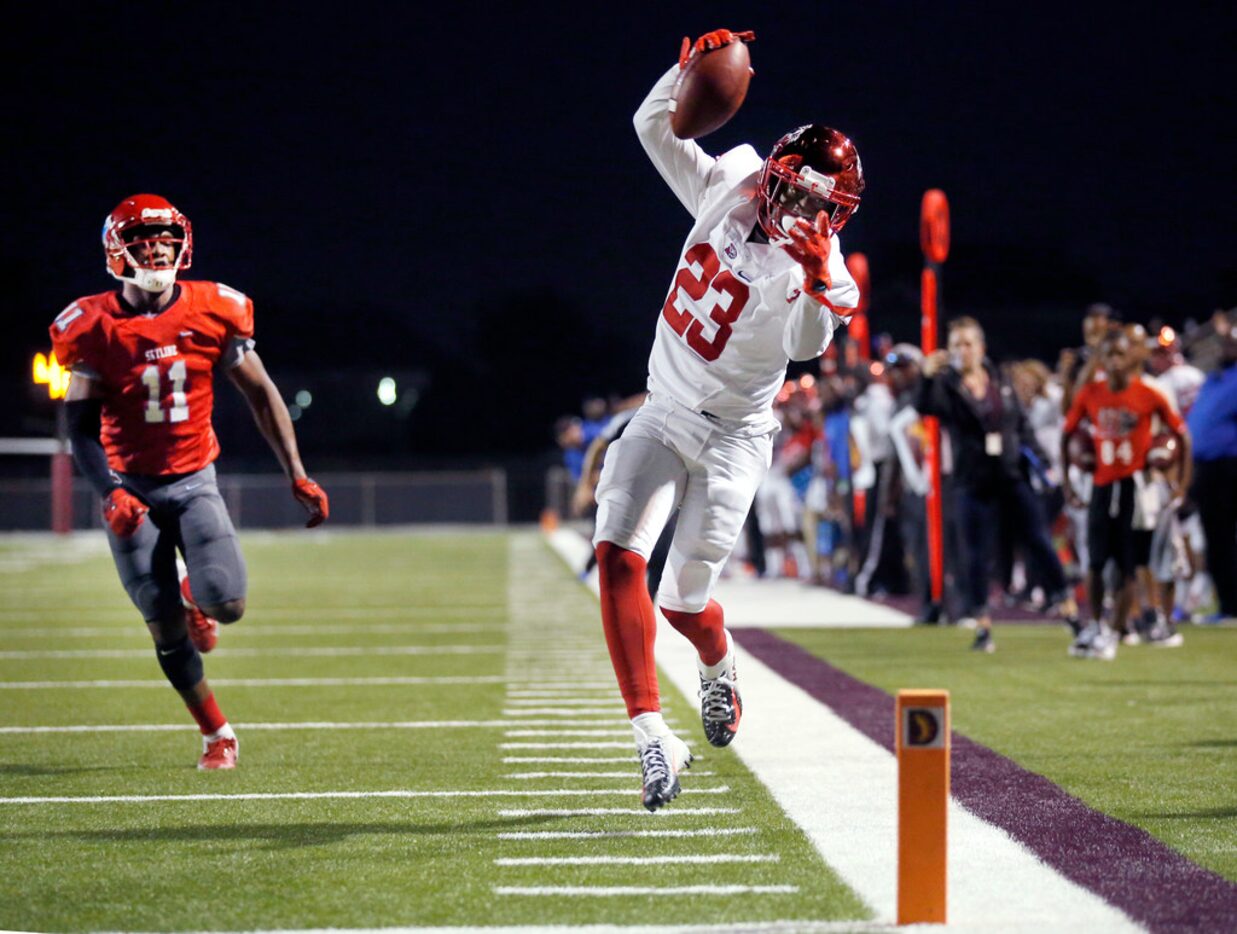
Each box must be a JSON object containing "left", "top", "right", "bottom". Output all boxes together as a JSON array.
[
  {"left": 1063, "top": 377, "right": 1185, "bottom": 486},
  {"left": 50, "top": 281, "right": 255, "bottom": 476}
]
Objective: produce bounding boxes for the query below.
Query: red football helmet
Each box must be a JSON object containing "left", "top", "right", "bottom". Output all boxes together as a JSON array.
[
  {"left": 102, "top": 194, "right": 193, "bottom": 292},
  {"left": 758, "top": 125, "right": 864, "bottom": 242}
]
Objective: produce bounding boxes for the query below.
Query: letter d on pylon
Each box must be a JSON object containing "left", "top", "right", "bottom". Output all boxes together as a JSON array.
[{"left": 896, "top": 689, "right": 949, "bottom": 924}]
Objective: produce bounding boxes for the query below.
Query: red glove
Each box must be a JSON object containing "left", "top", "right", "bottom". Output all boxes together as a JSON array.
[
  {"left": 679, "top": 28, "right": 756, "bottom": 69},
  {"left": 101, "top": 488, "right": 148, "bottom": 538},
  {"left": 292, "top": 477, "right": 329, "bottom": 528},
  {"left": 782, "top": 210, "right": 833, "bottom": 303}
]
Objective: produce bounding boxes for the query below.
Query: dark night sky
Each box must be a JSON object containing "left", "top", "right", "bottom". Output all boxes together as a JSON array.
[{"left": 4, "top": 3, "right": 1234, "bottom": 459}]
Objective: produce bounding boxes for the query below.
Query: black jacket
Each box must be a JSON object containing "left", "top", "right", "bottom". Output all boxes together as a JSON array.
[{"left": 915, "top": 360, "right": 1046, "bottom": 495}]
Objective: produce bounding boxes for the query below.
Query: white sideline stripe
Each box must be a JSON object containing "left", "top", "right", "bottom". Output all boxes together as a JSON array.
[
  {"left": 500, "top": 742, "right": 633, "bottom": 750},
  {"left": 0, "top": 720, "right": 627, "bottom": 735},
  {"left": 495, "top": 854, "right": 777, "bottom": 866},
  {"left": 497, "top": 808, "right": 741, "bottom": 817},
  {"left": 0, "top": 645, "right": 502, "bottom": 659},
  {"left": 0, "top": 605, "right": 505, "bottom": 619},
  {"left": 502, "top": 708, "right": 621, "bottom": 717},
  {"left": 504, "top": 730, "right": 634, "bottom": 737},
  {"left": 0, "top": 788, "right": 730, "bottom": 805},
  {"left": 506, "top": 772, "right": 715, "bottom": 779},
  {"left": 505, "top": 692, "right": 619, "bottom": 699},
  {"left": 0, "top": 676, "right": 505, "bottom": 690},
  {"left": 502, "top": 757, "right": 635, "bottom": 764},
  {"left": 0, "top": 622, "right": 501, "bottom": 638},
  {"left": 494, "top": 885, "right": 797, "bottom": 897},
  {"left": 548, "top": 527, "right": 1141, "bottom": 932},
  {"left": 497, "top": 827, "right": 757, "bottom": 840}
]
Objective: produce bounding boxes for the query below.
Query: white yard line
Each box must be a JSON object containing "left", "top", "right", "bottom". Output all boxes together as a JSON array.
[
  {"left": 503, "top": 729, "right": 635, "bottom": 737},
  {"left": 497, "top": 828, "right": 757, "bottom": 840},
  {"left": 0, "top": 676, "right": 505, "bottom": 690},
  {"left": 180, "top": 923, "right": 891, "bottom": 934},
  {"left": 501, "top": 709, "right": 622, "bottom": 717},
  {"left": 502, "top": 757, "right": 635, "bottom": 764},
  {"left": 0, "top": 787, "right": 730, "bottom": 805},
  {"left": 500, "top": 742, "right": 635, "bottom": 750},
  {"left": 494, "top": 885, "right": 797, "bottom": 897},
  {"left": 0, "top": 720, "right": 630, "bottom": 735},
  {"left": 497, "top": 808, "right": 741, "bottom": 817},
  {"left": 495, "top": 854, "right": 778, "bottom": 866},
  {"left": 0, "top": 622, "right": 502, "bottom": 638},
  {"left": 548, "top": 528, "right": 1140, "bottom": 933},
  {"left": 0, "top": 645, "right": 501, "bottom": 659},
  {"left": 505, "top": 771, "right": 715, "bottom": 779}
]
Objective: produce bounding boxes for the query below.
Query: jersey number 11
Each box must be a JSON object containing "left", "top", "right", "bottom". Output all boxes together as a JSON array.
[{"left": 142, "top": 361, "right": 189, "bottom": 423}]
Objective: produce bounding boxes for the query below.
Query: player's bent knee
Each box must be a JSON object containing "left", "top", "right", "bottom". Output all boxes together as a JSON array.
[
  {"left": 154, "top": 635, "right": 204, "bottom": 691},
  {"left": 596, "top": 541, "right": 648, "bottom": 589},
  {"left": 205, "top": 598, "right": 245, "bottom": 624}
]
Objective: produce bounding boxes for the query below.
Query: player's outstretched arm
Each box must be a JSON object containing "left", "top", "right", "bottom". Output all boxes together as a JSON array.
[{"left": 227, "top": 351, "right": 329, "bottom": 527}]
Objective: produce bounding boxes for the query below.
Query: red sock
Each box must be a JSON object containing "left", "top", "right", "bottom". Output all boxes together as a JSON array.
[
  {"left": 187, "top": 692, "right": 227, "bottom": 735},
  {"left": 596, "top": 541, "right": 660, "bottom": 718},
  {"left": 661, "top": 599, "right": 728, "bottom": 666}
]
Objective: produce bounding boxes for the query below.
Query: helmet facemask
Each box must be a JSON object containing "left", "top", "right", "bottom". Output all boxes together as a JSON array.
[
  {"left": 757, "top": 126, "right": 864, "bottom": 244},
  {"left": 102, "top": 196, "right": 193, "bottom": 293}
]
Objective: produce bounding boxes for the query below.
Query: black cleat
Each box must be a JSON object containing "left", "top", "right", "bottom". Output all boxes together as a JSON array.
[
  {"left": 639, "top": 736, "right": 692, "bottom": 812},
  {"left": 699, "top": 670, "right": 743, "bottom": 747}
]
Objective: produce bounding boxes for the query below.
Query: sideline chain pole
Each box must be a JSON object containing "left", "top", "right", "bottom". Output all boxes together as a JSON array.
[
  {"left": 920, "top": 191, "right": 950, "bottom": 606},
  {"left": 846, "top": 253, "right": 872, "bottom": 528}
]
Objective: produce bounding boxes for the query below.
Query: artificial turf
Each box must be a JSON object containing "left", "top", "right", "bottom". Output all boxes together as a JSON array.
[{"left": 0, "top": 530, "right": 867, "bottom": 932}]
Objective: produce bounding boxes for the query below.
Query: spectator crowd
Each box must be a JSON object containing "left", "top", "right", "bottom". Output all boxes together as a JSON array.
[{"left": 555, "top": 305, "right": 1237, "bottom": 657}]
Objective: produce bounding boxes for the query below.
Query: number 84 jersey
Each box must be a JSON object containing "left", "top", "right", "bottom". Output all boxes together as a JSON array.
[{"left": 50, "top": 281, "right": 255, "bottom": 476}]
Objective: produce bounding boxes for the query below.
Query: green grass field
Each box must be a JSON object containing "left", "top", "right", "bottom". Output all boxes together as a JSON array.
[
  {"left": 0, "top": 529, "right": 1232, "bottom": 932},
  {"left": 0, "top": 531, "right": 865, "bottom": 932}
]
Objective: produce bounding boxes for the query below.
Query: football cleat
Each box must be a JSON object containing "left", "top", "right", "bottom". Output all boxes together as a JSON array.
[
  {"left": 699, "top": 660, "right": 742, "bottom": 747},
  {"left": 969, "top": 628, "right": 995, "bottom": 653},
  {"left": 1082, "top": 625, "right": 1118, "bottom": 661},
  {"left": 181, "top": 577, "right": 218, "bottom": 654},
  {"left": 1068, "top": 621, "right": 1101, "bottom": 658},
  {"left": 197, "top": 736, "right": 238, "bottom": 770},
  {"left": 638, "top": 735, "right": 692, "bottom": 812},
  {"left": 1145, "top": 618, "right": 1184, "bottom": 648}
]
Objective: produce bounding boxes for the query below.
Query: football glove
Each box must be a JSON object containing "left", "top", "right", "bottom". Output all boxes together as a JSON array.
[
  {"left": 102, "top": 487, "right": 148, "bottom": 538},
  {"left": 783, "top": 210, "right": 833, "bottom": 303},
  {"left": 292, "top": 477, "right": 329, "bottom": 528},
  {"left": 679, "top": 28, "right": 755, "bottom": 69}
]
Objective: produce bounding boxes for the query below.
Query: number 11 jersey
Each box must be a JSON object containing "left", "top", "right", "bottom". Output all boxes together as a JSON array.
[{"left": 50, "top": 281, "right": 255, "bottom": 476}]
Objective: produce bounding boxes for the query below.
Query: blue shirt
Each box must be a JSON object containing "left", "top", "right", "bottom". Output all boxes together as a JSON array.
[{"left": 1187, "top": 364, "right": 1237, "bottom": 461}]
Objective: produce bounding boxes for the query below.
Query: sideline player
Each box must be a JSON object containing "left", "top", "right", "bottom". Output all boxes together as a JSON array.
[
  {"left": 594, "top": 29, "right": 862, "bottom": 810},
  {"left": 1061, "top": 331, "right": 1190, "bottom": 660},
  {"left": 50, "top": 194, "right": 329, "bottom": 769}
]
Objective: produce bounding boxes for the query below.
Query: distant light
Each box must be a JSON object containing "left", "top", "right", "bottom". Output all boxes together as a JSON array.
[
  {"left": 1158, "top": 326, "right": 1176, "bottom": 348},
  {"left": 798, "top": 374, "right": 816, "bottom": 389},
  {"left": 295, "top": 390, "right": 313, "bottom": 408},
  {"left": 288, "top": 404, "right": 302, "bottom": 421},
  {"left": 871, "top": 362, "right": 886, "bottom": 377},
  {"left": 377, "top": 377, "right": 397, "bottom": 406},
  {"left": 33, "top": 351, "right": 71, "bottom": 400}
]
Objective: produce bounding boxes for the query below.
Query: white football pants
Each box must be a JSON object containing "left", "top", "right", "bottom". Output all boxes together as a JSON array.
[{"left": 593, "top": 396, "right": 774, "bottom": 613}]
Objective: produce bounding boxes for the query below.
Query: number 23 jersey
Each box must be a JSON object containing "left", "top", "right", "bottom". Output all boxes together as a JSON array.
[
  {"left": 49, "top": 281, "right": 255, "bottom": 476},
  {"left": 636, "top": 64, "right": 860, "bottom": 433}
]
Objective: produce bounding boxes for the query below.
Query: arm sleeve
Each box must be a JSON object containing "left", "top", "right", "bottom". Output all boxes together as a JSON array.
[
  {"left": 782, "top": 236, "right": 860, "bottom": 360},
  {"left": 633, "top": 64, "right": 717, "bottom": 217},
  {"left": 65, "top": 399, "right": 119, "bottom": 496},
  {"left": 914, "top": 373, "right": 951, "bottom": 418}
]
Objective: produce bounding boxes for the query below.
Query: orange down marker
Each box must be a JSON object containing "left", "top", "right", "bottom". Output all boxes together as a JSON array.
[{"left": 896, "top": 689, "right": 950, "bottom": 925}]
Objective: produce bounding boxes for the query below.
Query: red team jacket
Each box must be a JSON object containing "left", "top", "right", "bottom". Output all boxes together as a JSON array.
[
  {"left": 1063, "top": 378, "right": 1184, "bottom": 487},
  {"left": 50, "top": 281, "right": 254, "bottom": 476}
]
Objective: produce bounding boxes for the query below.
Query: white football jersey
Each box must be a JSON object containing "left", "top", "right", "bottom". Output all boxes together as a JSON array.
[
  {"left": 635, "top": 66, "right": 859, "bottom": 434},
  {"left": 1155, "top": 363, "right": 1205, "bottom": 416}
]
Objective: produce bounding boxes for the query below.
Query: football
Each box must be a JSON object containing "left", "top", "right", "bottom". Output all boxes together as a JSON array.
[
  {"left": 1147, "top": 431, "right": 1180, "bottom": 471},
  {"left": 1066, "top": 429, "right": 1096, "bottom": 473},
  {"left": 670, "top": 40, "right": 752, "bottom": 139}
]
